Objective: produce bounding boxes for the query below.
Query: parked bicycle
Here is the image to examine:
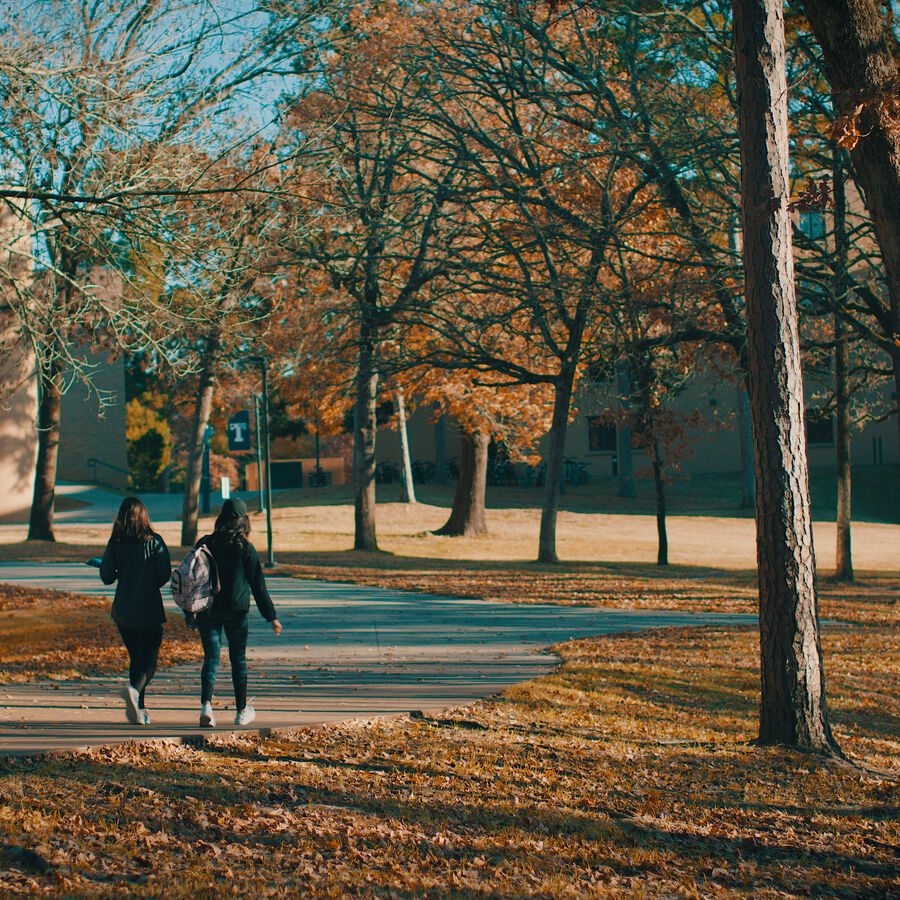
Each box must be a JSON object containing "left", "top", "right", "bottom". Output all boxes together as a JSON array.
[
  {"left": 411, "top": 460, "right": 435, "bottom": 484},
  {"left": 375, "top": 461, "right": 400, "bottom": 484}
]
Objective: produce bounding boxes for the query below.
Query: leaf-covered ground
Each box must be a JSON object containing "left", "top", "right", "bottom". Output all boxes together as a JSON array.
[
  {"left": 278, "top": 561, "right": 900, "bottom": 627},
  {"left": 0, "top": 529, "right": 897, "bottom": 896},
  {"left": 0, "top": 623, "right": 897, "bottom": 897},
  {"left": 0, "top": 584, "right": 202, "bottom": 683}
]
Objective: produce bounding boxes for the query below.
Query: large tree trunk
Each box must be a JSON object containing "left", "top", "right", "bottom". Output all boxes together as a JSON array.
[
  {"left": 635, "top": 361, "right": 668, "bottom": 565},
  {"left": 737, "top": 378, "right": 755, "bottom": 508},
  {"left": 615, "top": 359, "right": 636, "bottom": 498},
  {"left": 834, "top": 314, "right": 853, "bottom": 581},
  {"left": 354, "top": 336, "right": 379, "bottom": 551},
  {"left": 181, "top": 334, "right": 219, "bottom": 547},
  {"left": 395, "top": 389, "right": 416, "bottom": 504},
  {"left": 649, "top": 436, "right": 668, "bottom": 566},
  {"left": 27, "top": 359, "right": 62, "bottom": 542},
  {"left": 833, "top": 152, "right": 853, "bottom": 581},
  {"left": 434, "top": 411, "right": 448, "bottom": 485},
  {"left": 433, "top": 429, "right": 488, "bottom": 536},
  {"left": 801, "top": 0, "right": 900, "bottom": 453},
  {"left": 538, "top": 368, "right": 576, "bottom": 563},
  {"left": 733, "top": 0, "right": 838, "bottom": 752}
]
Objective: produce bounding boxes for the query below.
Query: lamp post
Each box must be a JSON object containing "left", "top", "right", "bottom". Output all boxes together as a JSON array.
[
  {"left": 253, "top": 394, "right": 265, "bottom": 514},
  {"left": 312, "top": 404, "right": 323, "bottom": 486},
  {"left": 201, "top": 424, "right": 213, "bottom": 514},
  {"left": 245, "top": 355, "right": 275, "bottom": 567}
]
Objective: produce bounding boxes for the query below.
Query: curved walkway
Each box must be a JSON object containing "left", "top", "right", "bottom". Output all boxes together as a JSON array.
[{"left": 0, "top": 562, "right": 756, "bottom": 755}]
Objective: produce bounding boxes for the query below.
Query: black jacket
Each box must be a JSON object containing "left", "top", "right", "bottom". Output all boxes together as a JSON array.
[
  {"left": 196, "top": 533, "right": 276, "bottom": 622},
  {"left": 100, "top": 534, "right": 171, "bottom": 629}
]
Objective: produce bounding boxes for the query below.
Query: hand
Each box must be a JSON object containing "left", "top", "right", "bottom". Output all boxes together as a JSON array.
[{"left": 271, "top": 619, "right": 282, "bottom": 635}]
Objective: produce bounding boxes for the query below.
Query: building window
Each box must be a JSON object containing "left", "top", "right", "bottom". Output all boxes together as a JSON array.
[
  {"left": 799, "top": 210, "right": 826, "bottom": 241},
  {"left": 805, "top": 408, "right": 833, "bottom": 445},
  {"left": 587, "top": 416, "right": 616, "bottom": 452}
]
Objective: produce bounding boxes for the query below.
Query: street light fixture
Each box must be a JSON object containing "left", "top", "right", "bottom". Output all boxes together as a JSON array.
[{"left": 244, "top": 355, "right": 275, "bottom": 567}]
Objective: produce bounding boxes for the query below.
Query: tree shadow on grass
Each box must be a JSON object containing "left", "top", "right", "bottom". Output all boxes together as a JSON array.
[
  {"left": 250, "top": 466, "right": 900, "bottom": 525},
  {"left": 274, "top": 549, "right": 761, "bottom": 584},
  {"left": 11, "top": 745, "right": 896, "bottom": 897},
  {"left": 589, "top": 669, "right": 756, "bottom": 715}
]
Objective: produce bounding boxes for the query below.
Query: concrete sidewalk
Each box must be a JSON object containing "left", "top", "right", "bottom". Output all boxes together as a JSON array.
[{"left": 0, "top": 562, "right": 756, "bottom": 755}]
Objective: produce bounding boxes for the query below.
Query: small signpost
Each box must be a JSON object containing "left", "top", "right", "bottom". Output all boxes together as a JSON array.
[{"left": 227, "top": 411, "right": 252, "bottom": 453}]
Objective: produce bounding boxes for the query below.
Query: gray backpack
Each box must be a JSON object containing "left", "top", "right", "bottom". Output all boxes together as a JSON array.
[{"left": 170, "top": 545, "right": 220, "bottom": 613}]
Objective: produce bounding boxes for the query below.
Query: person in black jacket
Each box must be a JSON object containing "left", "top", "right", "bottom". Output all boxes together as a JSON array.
[
  {"left": 192, "top": 497, "right": 281, "bottom": 727},
  {"left": 100, "top": 497, "right": 171, "bottom": 726}
]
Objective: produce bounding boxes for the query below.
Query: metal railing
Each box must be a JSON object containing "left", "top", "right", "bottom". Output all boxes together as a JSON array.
[{"left": 86, "top": 457, "right": 130, "bottom": 486}]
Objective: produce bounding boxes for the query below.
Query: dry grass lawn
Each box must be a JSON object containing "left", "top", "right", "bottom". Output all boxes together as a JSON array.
[
  {"left": 0, "top": 625, "right": 897, "bottom": 897},
  {"left": 0, "top": 489, "right": 898, "bottom": 897},
  {"left": 3, "top": 473, "right": 900, "bottom": 572}
]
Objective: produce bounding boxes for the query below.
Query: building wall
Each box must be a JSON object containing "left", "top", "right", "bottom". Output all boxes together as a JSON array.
[
  {"left": 384, "top": 373, "right": 898, "bottom": 483},
  {"left": 568, "top": 372, "right": 898, "bottom": 478},
  {"left": 0, "top": 203, "right": 37, "bottom": 521},
  {"left": 0, "top": 343, "right": 129, "bottom": 516},
  {"left": 570, "top": 392, "right": 898, "bottom": 479},
  {"left": 57, "top": 353, "right": 129, "bottom": 490},
  {"left": 375, "top": 402, "right": 462, "bottom": 478},
  {"left": 0, "top": 325, "right": 38, "bottom": 522}
]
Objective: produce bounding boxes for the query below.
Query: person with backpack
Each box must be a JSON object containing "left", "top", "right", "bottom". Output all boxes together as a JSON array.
[
  {"left": 189, "top": 497, "right": 281, "bottom": 727},
  {"left": 100, "top": 496, "right": 171, "bottom": 726}
]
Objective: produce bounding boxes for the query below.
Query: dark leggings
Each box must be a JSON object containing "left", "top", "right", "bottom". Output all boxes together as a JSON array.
[
  {"left": 197, "top": 614, "right": 249, "bottom": 710},
  {"left": 117, "top": 625, "right": 163, "bottom": 708}
]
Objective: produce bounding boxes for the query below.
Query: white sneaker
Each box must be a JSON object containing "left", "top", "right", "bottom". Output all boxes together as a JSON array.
[
  {"left": 121, "top": 685, "right": 140, "bottom": 725},
  {"left": 234, "top": 704, "right": 256, "bottom": 727},
  {"left": 200, "top": 702, "right": 216, "bottom": 728},
  {"left": 140, "top": 709, "right": 151, "bottom": 726}
]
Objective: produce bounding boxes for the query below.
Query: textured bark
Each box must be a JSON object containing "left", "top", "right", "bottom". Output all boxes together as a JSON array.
[
  {"left": 733, "top": 0, "right": 838, "bottom": 752},
  {"left": 27, "top": 361, "right": 62, "bottom": 542},
  {"left": 615, "top": 360, "right": 635, "bottom": 498},
  {"left": 538, "top": 367, "right": 576, "bottom": 563},
  {"left": 650, "top": 438, "right": 668, "bottom": 566},
  {"left": 353, "top": 336, "right": 379, "bottom": 551},
  {"left": 737, "top": 379, "right": 756, "bottom": 508},
  {"left": 833, "top": 155, "right": 853, "bottom": 581},
  {"left": 635, "top": 361, "right": 668, "bottom": 565},
  {"left": 801, "top": 0, "right": 900, "bottom": 453},
  {"left": 834, "top": 314, "right": 853, "bottom": 581},
  {"left": 893, "top": 345, "right": 900, "bottom": 455},
  {"left": 181, "top": 333, "right": 219, "bottom": 547},
  {"left": 433, "top": 429, "right": 488, "bottom": 536},
  {"left": 434, "top": 413, "right": 448, "bottom": 485},
  {"left": 396, "top": 390, "right": 416, "bottom": 504}
]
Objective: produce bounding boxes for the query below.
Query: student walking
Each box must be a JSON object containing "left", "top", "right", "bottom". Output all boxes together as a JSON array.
[
  {"left": 100, "top": 497, "right": 172, "bottom": 726},
  {"left": 190, "top": 497, "right": 281, "bottom": 727}
]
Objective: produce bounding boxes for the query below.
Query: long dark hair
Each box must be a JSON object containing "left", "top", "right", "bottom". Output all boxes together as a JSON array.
[
  {"left": 111, "top": 497, "right": 155, "bottom": 543},
  {"left": 214, "top": 498, "right": 250, "bottom": 546}
]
